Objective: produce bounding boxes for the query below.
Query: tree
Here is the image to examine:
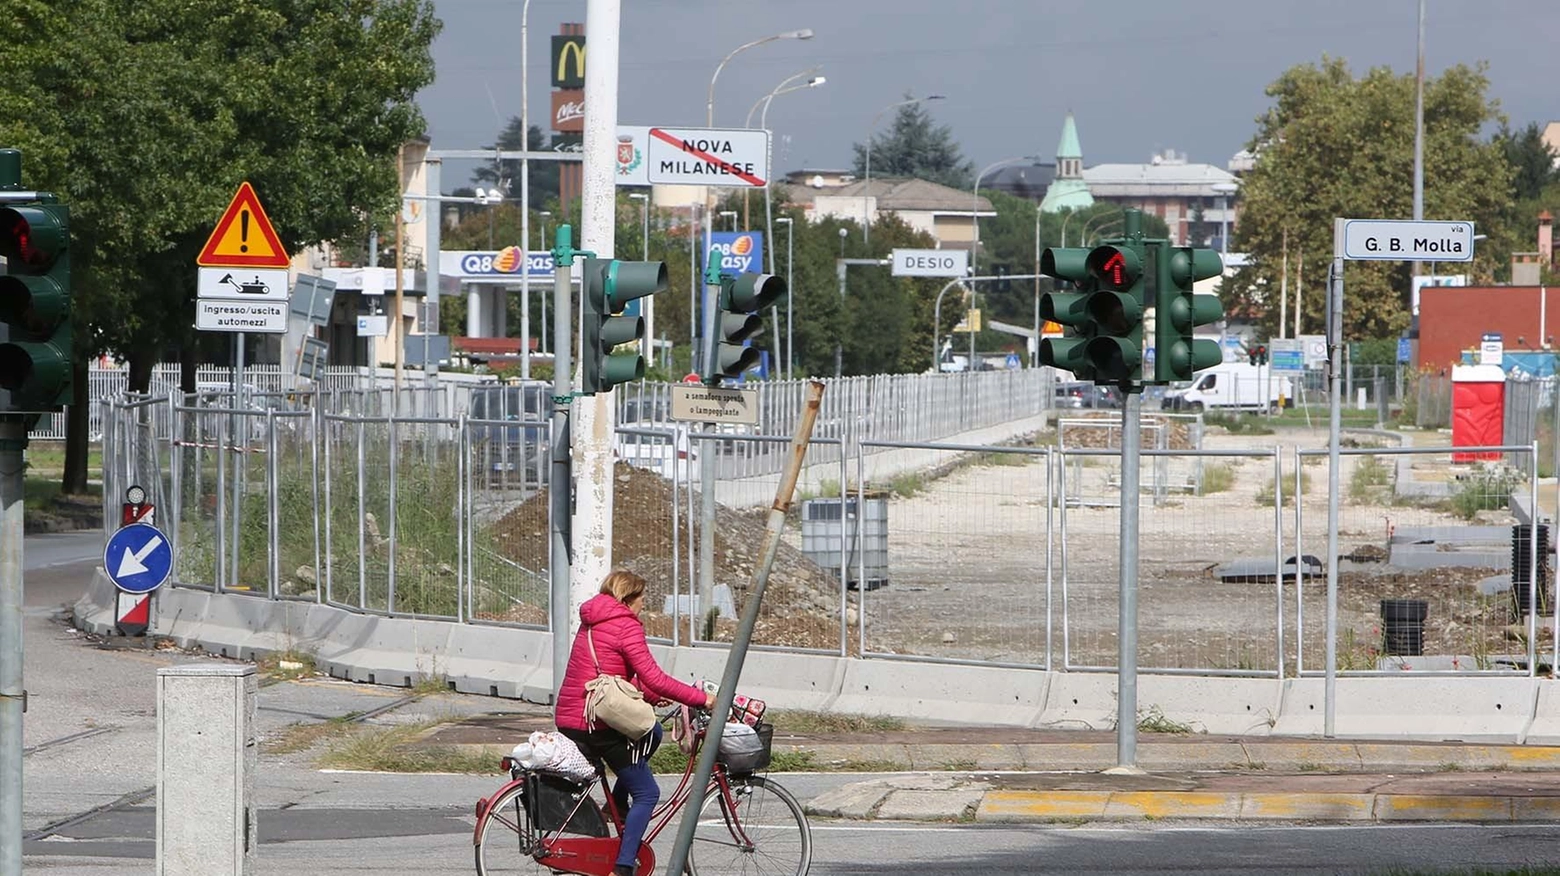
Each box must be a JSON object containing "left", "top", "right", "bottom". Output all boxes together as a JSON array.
[
  {"left": 0, "top": 0, "right": 440, "bottom": 492},
  {"left": 851, "top": 97, "right": 974, "bottom": 189},
  {"left": 473, "top": 118, "right": 562, "bottom": 208},
  {"left": 1227, "top": 58, "right": 1513, "bottom": 340},
  {"left": 1498, "top": 122, "right": 1560, "bottom": 203}
]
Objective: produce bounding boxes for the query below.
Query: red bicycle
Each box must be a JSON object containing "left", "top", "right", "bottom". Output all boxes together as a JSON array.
[{"left": 472, "top": 709, "right": 812, "bottom": 876}]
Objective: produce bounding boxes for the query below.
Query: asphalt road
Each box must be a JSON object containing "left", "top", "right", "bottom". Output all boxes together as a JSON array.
[{"left": 17, "top": 530, "right": 1560, "bottom": 875}]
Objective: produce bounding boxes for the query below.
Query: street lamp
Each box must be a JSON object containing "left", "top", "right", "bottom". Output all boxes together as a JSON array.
[
  {"left": 537, "top": 209, "right": 552, "bottom": 355},
  {"left": 719, "top": 210, "right": 737, "bottom": 231},
  {"left": 707, "top": 29, "right": 815, "bottom": 126},
  {"left": 972, "top": 155, "right": 1037, "bottom": 273},
  {"left": 745, "top": 68, "right": 826, "bottom": 128},
  {"left": 538, "top": 210, "right": 552, "bottom": 251},
  {"left": 775, "top": 216, "right": 795, "bottom": 379},
  {"left": 1211, "top": 181, "right": 1239, "bottom": 254},
  {"left": 864, "top": 94, "right": 944, "bottom": 247}
]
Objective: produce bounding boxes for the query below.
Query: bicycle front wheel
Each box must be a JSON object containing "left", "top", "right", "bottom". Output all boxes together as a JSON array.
[
  {"left": 687, "top": 775, "right": 811, "bottom": 876},
  {"left": 474, "top": 783, "right": 553, "bottom": 875}
]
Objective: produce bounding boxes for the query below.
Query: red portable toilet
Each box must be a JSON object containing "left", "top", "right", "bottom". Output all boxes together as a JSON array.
[{"left": 1451, "top": 364, "right": 1504, "bottom": 462}]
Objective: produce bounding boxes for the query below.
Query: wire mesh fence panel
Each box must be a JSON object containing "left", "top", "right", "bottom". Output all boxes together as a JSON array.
[
  {"left": 858, "top": 443, "right": 1052, "bottom": 666},
  {"left": 322, "top": 416, "right": 369, "bottom": 610},
  {"left": 687, "top": 435, "right": 848, "bottom": 654},
  {"left": 1294, "top": 442, "right": 1540, "bottom": 675},
  {"left": 466, "top": 418, "right": 551, "bottom": 628},
  {"left": 354, "top": 420, "right": 393, "bottom": 612},
  {"left": 171, "top": 406, "right": 222, "bottom": 589},
  {"left": 270, "top": 412, "right": 320, "bottom": 601},
  {"left": 1415, "top": 375, "right": 1453, "bottom": 429},
  {"left": 228, "top": 409, "right": 275, "bottom": 597},
  {"left": 1134, "top": 450, "right": 1284, "bottom": 674},
  {"left": 386, "top": 418, "right": 463, "bottom": 619},
  {"left": 605, "top": 426, "right": 693, "bottom": 645}
]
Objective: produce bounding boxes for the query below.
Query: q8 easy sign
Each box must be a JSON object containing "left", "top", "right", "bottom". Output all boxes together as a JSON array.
[
  {"left": 891, "top": 248, "right": 969, "bottom": 278},
  {"left": 1341, "top": 220, "right": 1474, "bottom": 262}
]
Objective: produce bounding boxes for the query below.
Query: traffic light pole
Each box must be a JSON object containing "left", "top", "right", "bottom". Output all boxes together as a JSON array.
[
  {"left": 1324, "top": 223, "right": 1346, "bottom": 738},
  {"left": 0, "top": 418, "right": 25, "bottom": 874},
  {"left": 699, "top": 249, "right": 720, "bottom": 625},
  {"left": 549, "top": 236, "right": 575, "bottom": 693},
  {"left": 1113, "top": 390, "right": 1143, "bottom": 773}
]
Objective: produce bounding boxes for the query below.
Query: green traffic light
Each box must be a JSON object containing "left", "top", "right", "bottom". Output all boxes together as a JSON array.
[
  {"left": 1040, "top": 247, "right": 1090, "bottom": 283},
  {"left": 705, "top": 271, "right": 785, "bottom": 382},
  {"left": 1152, "top": 244, "right": 1226, "bottom": 384},
  {"left": 580, "top": 257, "right": 666, "bottom": 394},
  {"left": 1039, "top": 291, "right": 1089, "bottom": 327}
]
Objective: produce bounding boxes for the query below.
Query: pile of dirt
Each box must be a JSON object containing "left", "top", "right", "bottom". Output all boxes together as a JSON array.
[
  {"left": 488, "top": 463, "right": 847, "bottom": 649},
  {"left": 1058, "top": 413, "right": 1196, "bottom": 450}
]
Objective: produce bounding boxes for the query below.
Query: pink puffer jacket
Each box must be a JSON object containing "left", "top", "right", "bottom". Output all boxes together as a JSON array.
[{"left": 554, "top": 593, "right": 707, "bottom": 732}]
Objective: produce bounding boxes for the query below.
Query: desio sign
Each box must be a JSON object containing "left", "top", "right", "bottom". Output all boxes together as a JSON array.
[{"left": 892, "top": 248, "right": 968, "bottom": 278}]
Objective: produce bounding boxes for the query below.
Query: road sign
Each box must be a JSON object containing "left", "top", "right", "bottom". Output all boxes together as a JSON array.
[
  {"left": 1005, "top": 352, "right": 1021, "bottom": 370},
  {"left": 357, "top": 315, "right": 388, "bottom": 337},
  {"left": 682, "top": 372, "right": 702, "bottom": 385},
  {"left": 115, "top": 591, "right": 152, "bottom": 637},
  {"left": 1480, "top": 332, "right": 1503, "bottom": 366},
  {"left": 1341, "top": 219, "right": 1475, "bottom": 263},
  {"left": 1397, "top": 337, "right": 1412, "bottom": 363},
  {"left": 669, "top": 384, "right": 759, "bottom": 425},
  {"left": 1299, "top": 333, "right": 1328, "bottom": 368},
  {"left": 1268, "top": 338, "right": 1305, "bottom": 373},
  {"left": 645, "top": 127, "right": 769, "bottom": 188},
  {"left": 891, "top": 248, "right": 968, "bottom": 278},
  {"left": 196, "top": 299, "right": 287, "bottom": 333},
  {"left": 298, "top": 336, "right": 329, "bottom": 381},
  {"left": 197, "top": 181, "right": 290, "bottom": 267},
  {"left": 104, "top": 522, "right": 173, "bottom": 595},
  {"left": 197, "top": 266, "right": 289, "bottom": 301}
]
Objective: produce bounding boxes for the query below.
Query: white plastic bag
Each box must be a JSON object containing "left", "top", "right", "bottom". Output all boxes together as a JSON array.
[{"left": 520, "top": 730, "right": 596, "bottom": 783}]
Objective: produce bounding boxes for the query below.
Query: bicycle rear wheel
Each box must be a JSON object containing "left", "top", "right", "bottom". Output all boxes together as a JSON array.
[
  {"left": 474, "top": 783, "right": 553, "bottom": 875},
  {"left": 687, "top": 775, "right": 811, "bottom": 876}
]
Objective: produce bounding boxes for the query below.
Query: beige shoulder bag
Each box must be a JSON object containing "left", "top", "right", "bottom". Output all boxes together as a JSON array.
[{"left": 582, "top": 627, "right": 656, "bottom": 740}]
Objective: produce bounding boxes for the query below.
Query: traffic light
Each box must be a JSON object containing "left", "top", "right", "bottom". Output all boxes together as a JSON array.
[
  {"left": 580, "top": 257, "right": 666, "bottom": 394},
  {"left": 1152, "top": 245, "right": 1224, "bottom": 383},
  {"left": 0, "top": 200, "right": 72, "bottom": 411},
  {"left": 706, "top": 271, "right": 786, "bottom": 382},
  {"left": 1037, "top": 247, "right": 1096, "bottom": 380},
  {"left": 1246, "top": 344, "right": 1268, "bottom": 366},
  {"left": 1080, "top": 242, "right": 1145, "bottom": 385}
]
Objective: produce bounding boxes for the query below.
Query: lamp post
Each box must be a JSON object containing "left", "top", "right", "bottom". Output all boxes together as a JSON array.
[
  {"left": 629, "top": 192, "right": 653, "bottom": 362},
  {"left": 1212, "top": 181, "right": 1239, "bottom": 254},
  {"left": 706, "top": 29, "right": 815, "bottom": 127},
  {"left": 538, "top": 210, "right": 551, "bottom": 354},
  {"left": 776, "top": 216, "right": 795, "bottom": 379},
  {"left": 745, "top": 68, "right": 825, "bottom": 129},
  {"left": 864, "top": 94, "right": 944, "bottom": 247},
  {"left": 1033, "top": 205, "right": 1042, "bottom": 367},
  {"left": 520, "top": 0, "right": 534, "bottom": 378},
  {"left": 972, "top": 155, "right": 1036, "bottom": 274},
  {"left": 719, "top": 210, "right": 737, "bottom": 232}
]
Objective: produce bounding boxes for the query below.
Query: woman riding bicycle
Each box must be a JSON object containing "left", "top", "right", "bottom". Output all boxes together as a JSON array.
[{"left": 555, "top": 570, "right": 716, "bottom": 876}]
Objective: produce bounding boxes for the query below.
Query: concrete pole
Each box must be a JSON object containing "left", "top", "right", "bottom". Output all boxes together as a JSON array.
[
  {"left": 550, "top": 253, "right": 574, "bottom": 693},
  {"left": 570, "top": 0, "right": 621, "bottom": 618},
  {"left": 521, "top": 0, "right": 533, "bottom": 381},
  {"left": 1112, "top": 391, "right": 1142, "bottom": 772},
  {"left": 0, "top": 419, "right": 24, "bottom": 875}
]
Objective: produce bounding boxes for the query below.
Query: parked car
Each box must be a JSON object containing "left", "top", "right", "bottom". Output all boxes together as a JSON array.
[
  {"left": 468, "top": 383, "right": 551, "bottom": 477},
  {"left": 1054, "top": 381, "right": 1119, "bottom": 410}
]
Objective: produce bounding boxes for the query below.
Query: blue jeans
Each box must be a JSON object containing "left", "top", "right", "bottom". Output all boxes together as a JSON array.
[{"left": 613, "top": 723, "right": 662, "bottom": 868}]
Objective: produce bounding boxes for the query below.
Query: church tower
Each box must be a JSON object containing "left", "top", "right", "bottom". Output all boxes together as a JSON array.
[{"left": 1040, "top": 112, "right": 1094, "bottom": 214}]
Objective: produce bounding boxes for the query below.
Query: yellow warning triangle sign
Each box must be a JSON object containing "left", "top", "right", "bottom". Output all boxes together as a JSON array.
[{"left": 197, "top": 182, "right": 290, "bottom": 268}]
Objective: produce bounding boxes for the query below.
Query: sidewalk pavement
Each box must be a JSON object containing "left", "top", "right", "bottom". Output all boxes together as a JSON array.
[{"left": 415, "top": 709, "right": 1560, "bottom": 825}]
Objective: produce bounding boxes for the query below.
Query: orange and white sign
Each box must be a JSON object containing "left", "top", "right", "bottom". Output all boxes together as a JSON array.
[{"left": 197, "top": 181, "right": 290, "bottom": 268}]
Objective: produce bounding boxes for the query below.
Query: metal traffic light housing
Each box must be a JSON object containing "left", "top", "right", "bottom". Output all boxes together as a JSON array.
[
  {"left": 706, "top": 271, "right": 786, "bottom": 383},
  {"left": 0, "top": 199, "right": 72, "bottom": 412},
  {"left": 1037, "top": 247, "right": 1097, "bottom": 379},
  {"left": 1079, "top": 242, "right": 1145, "bottom": 387},
  {"left": 580, "top": 257, "right": 667, "bottom": 395},
  {"left": 1152, "top": 245, "right": 1225, "bottom": 383}
]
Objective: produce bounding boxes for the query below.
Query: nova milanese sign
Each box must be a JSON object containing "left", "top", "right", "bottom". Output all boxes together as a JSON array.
[
  {"left": 645, "top": 127, "right": 769, "bottom": 188},
  {"left": 1341, "top": 219, "right": 1475, "bottom": 262}
]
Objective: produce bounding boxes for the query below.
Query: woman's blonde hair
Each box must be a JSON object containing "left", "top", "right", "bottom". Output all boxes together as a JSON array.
[{"left": 599, "top": 569, "right": 647, "bottom": 604}]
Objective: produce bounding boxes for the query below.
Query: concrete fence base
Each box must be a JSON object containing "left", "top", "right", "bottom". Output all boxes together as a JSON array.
[{"left": 75, "top": 569, "right": 1560, "bottom": 743}]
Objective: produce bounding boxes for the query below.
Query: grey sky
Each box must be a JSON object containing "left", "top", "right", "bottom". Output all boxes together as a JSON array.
[{"left": 420, "top": 0, "right": 1558, "bottom": 192}]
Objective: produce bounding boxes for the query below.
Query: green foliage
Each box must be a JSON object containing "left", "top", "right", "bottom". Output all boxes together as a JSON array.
[
  {"left": 1228, "top": 58, "right": 1515, "bottom": 339},
  {"left": 1200, "top": 463, "right": 1236, "bottom": 494},
  {"left": 1256, "top": 471, "right": 1311, "bottom": 506},
  {"left": 1450, "top": 464, "right": 1525, "bottom": 520},
  {"left": 0, "top": 0, "right": 440, "bottom": 377},
  {"left": 1204, "top": 412, "right": 1275, "bottom": 435},
  {"left": 1349, "top": 455, "right": 1393, "bottom": 502},
  {"left": 851, "top": 97, "right": 973, "bottom": 189}
]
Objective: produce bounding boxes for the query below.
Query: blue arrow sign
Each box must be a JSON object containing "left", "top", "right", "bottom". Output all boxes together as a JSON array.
[{"left": 104, "top": 523, "right": 173, "bottom": 594}]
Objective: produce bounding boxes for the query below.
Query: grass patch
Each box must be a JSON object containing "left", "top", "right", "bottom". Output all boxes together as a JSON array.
[
  {"left": 767, "top": 710, "right": 904, "bottom": 734},
  {"left": 1136, "top": 705, "right": 1194, "bottom": 735},
  {"left": 941, "top": 759, "right": 978, "bottom": 771},
  {"left": 1368, "top": 869, "right": 1560, "bottom": 876},
  {"left": 1255, "top": 471, "right": 1312, "bottom": 506},
  {"left": 1297, "top": 762, "right": 1322, "bottom": 772},
  {"left": 1200, "top": 463, "right": 1235, "bottom": 494},
  {"left": 265, "top": 713, "right": 362, "bottom": 755},
  {"left": 316, "top": 721, "right": 497, "bottom": 774},
  {"left": 833, "top": 758, "right": 904, "bottom": 772},
  {"left": 1349, "top": 455, "right": 1393, "bottom": 502},
  {"left": 256, "top": 650, "right": 317, "bottom": 682},
  {"left": 1450, "top": 464, "right": 1526, "bottom": 520},
  {"left": 1203, "top": 412, "right": 1275, "bottom": 435},
  {"left": 649, "top": 744, "right": 818, "bottom": 774}
]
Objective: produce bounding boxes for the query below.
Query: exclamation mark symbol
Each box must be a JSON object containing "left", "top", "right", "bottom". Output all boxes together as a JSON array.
[{"left": 240, "top": 209, "right": 250, "bottom": 253}]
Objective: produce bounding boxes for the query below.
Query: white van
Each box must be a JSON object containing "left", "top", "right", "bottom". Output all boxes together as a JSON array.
[{"left": 1160, "top": 362, "right": 1292, "bottom": 413}]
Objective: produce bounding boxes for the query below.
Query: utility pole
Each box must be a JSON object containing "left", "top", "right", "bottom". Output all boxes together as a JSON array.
[
  {"left": 1, "top": 418, "right": 22, "bottom": 875},
  {"left": 570, "top": 0, "right": 621, "bottom": 615},
  {"left": 394, "top": 144, "right": 406, "bottom": 407}
]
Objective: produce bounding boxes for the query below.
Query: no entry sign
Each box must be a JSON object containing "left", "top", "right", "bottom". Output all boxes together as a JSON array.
[{"left": 646, "top": 127, "right": 770, "bottom": 188}]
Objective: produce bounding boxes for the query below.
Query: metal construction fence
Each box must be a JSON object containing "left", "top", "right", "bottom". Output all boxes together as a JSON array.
[{"left": 100, "top": 388, "right": 1560, "bottom": 679}]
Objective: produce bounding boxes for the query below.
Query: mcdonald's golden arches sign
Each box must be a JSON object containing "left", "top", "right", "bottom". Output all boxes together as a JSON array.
[{"left": 551, "top": 35, "right": 586, "bottom": 88}]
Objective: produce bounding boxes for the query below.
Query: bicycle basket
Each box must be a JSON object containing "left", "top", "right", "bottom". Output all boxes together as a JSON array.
[
  {"left": 716, "top": 722, "right": 773, "bottom": 775},
  {"left": 522, "top": 770, "right": 610, "bottom": 837}
]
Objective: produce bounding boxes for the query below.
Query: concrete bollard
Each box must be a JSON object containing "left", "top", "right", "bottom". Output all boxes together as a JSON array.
[{"left": 157, "top": 664, "right": 257, "bottom": 876}]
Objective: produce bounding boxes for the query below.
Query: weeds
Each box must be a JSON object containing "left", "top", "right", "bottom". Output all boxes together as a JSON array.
[
  {"left": 1349, "top": 455, "right": 1392, "bottom": 502},
  {"left": 650, "top": 745, "right": 817, "bottom": 774},
  {"left": 1200, "top": 463, "right": 1235, "bottom": 495},
  {"left": 767, "top": 710, "right": 904, "bottom": 734},
  {"left": 257, "top": 650, "right": 316, "bottom": 681},
  {"left": 1255, "top": 471, "right": 1312, "bottom": 506},
  {"left": 1204, "top": 413, "right": 1274, "bottom": 436},
  {"left": 264, "top": 712, "right": 362, "bottom": 755},
  {"left": 316, "top": 721, "right": 496, "bottom": 773},
  {"left": 1136, "top": 705, "right": 1194, "bottom": 734},
  {"left": 1450, "top": 464, "right": 1526, "bottom": 520}
]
